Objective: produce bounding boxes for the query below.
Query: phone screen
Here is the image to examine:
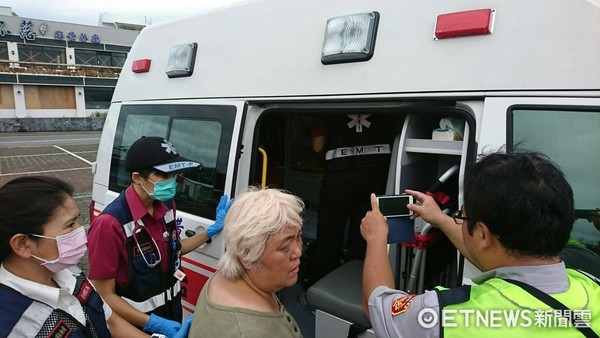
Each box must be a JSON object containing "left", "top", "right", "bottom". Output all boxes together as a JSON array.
[{"left": 377, "top": 195, "right": 413, "bottom": 217}]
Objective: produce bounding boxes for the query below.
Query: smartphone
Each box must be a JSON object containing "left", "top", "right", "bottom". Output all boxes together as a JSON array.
[{"left": 376, "top": 194, "right": 414, "bottom": 217}]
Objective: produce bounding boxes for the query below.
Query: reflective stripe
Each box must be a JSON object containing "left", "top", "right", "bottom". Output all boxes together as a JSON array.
[
  {"left": 123, "top": 221, "right": 136, "bottom": 238},
  {"left": 577, "top": 269, "right": 600, "bottom": 284},
  {"left": 123, "top": 211, "right": 174, "bottom": 238},
  {"left": 325, "top": 144, "right": 391, "bottom": 160},
  {"left": 8, "top": 301, "right": 53, "bottom": 338},
  {"left": 122, "top": 281, "right": 181, "bottom": 313},
  {"left": 164, "top": 210, "right": 174, "bottom": 224}
]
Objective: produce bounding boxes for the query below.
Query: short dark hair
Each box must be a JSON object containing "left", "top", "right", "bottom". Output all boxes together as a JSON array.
[
  {"left": 464, "top": 151, "right": 574, "bottom": 258},
  {"left": 0, "top": 176, "right": 74, "bottom": 262},
  {"left": 135, "top": 168, "right": 171, "bottom": 182}
]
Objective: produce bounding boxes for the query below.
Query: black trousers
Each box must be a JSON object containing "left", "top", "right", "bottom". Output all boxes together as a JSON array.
[{"left": 307, "top": 167, "right": 388, "bottom": 286}]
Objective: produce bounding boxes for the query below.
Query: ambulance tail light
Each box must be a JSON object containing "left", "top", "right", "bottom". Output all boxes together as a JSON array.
[
  {"left": 434, "top": 9, "right": 495, "bottom": 40},
  {"left": 321, "top": 11, "right": 379, "bottom": 65},
  {"left": 132, "top": 59, "right": 151, "bottom": 73},
  {"left": 166, "top": 43, "right": 197, "bottom": 78}
]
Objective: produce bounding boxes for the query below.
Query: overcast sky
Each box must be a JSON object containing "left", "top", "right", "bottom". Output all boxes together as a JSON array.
[{"left": 1, "top": 0, "right": 246, "bottom": 26}]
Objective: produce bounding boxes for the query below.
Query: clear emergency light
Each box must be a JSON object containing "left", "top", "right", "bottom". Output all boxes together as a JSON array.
[
  {"left": 321, "top": 12, "right": 379, "bottom": 65},
  {"left": 166, "top": 43, "right": 198, "bottom": 78}
]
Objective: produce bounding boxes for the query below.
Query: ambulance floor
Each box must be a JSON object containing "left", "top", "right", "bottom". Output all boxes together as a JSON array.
[{"left": 279, "top": 282, "right": 316, "bottom": 338}]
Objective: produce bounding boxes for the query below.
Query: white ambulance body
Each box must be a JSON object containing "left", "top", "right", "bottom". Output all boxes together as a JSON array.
[{"left": 91, "top": 0, "right": 600, "bottom": 336}]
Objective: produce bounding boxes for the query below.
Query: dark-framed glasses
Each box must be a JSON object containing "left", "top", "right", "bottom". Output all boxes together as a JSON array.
[{"left": 452, "top": 208, "right": 469, "bottom": 224}]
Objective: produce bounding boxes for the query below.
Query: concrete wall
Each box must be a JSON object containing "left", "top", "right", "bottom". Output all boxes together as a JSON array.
[{"left": 0, "top": 117, "right": 106, "bottom": 132}]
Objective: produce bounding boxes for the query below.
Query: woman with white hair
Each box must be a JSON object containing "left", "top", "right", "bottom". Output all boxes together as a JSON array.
[{"left": 190, "top": 187, "right": 304, "bottom": 338}]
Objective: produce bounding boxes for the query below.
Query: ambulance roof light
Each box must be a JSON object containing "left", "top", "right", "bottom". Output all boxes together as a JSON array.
[
  {"left": 132, "top": 59, "right": 151, "bottom": 73},
  {"left": 166, "top": 42, "right": 197, "bottom": 78},
  {"left": 434, "top": 9, "right": 495, "bottom": 40},
  {"left": 321, "top": 11, "right": 379, "bottom": 65}
]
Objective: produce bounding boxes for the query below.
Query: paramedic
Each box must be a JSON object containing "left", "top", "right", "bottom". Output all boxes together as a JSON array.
[
  {"left": 190, "top": 187, "right": 304, "bottom": 338},
  {"left": 0, "top": 176, "right": 191, "bottom": 337},
  {"left": 361, "top": 151, "right": 600, "bottom": 337},
  {"left": 307, "top": 113, "right": 395, "bottom": 286},
  {"left": 88, "top": 136, "right": 232, "bottom": 336}
]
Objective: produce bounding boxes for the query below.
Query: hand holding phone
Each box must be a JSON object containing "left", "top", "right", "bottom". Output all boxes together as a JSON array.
[{"left": 376, "top": 194, "right": 414, "bottom": 217}]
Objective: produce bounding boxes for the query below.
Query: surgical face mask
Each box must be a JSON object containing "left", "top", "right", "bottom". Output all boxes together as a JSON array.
[
  {"left": 142, "top": 176, "right": 178, "bottom": 201},
  {"left": 31, "top": 226, "right": 88, "bottom": 273}
]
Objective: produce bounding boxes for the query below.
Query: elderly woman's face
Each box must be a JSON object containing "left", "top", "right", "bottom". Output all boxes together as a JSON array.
[{"left": 252, "top": 225, "right": 303, "bottom": 292}]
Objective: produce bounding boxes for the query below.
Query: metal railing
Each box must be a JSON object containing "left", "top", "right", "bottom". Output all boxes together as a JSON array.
[{"left": 0, "top": 59, "right": 122, "bottom": 78}]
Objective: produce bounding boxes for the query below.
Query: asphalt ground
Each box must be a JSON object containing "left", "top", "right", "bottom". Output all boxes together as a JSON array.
[
  {"left": 0, "top": 143, "right": 97, "bottom": 221},
  {"left": 0, "top": 138, "right": 99, "bottom": 274}
]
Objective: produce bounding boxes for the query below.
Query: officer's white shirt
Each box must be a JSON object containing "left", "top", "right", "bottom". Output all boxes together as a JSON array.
[
  {"left": 368, "top": 262, "right": 569, "bottom": 338},
  {"left": 0, "top": 263, "right": 112, "bottom": 328}
]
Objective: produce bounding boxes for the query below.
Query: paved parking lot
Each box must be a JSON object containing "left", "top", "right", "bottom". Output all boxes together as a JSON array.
[
  {"left": 0, "top": 133, "right": 100, "bottom": 274},
  {"left": 0, "top": 143, "right": 97, "bottom": 221}
]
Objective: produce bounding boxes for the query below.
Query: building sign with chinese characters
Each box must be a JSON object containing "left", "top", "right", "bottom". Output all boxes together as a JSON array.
[
  {"left": 0, "top": 21, "right": 11, "bottom": 36},
  {"left": 0, "top": 19, "right": 101, "bottom": 43},
  {"left": 39, "top": 22, "right": 48, "bottom": 36},
  {"left": 19, "top": 20, "right": 37, "bottom": 41}
]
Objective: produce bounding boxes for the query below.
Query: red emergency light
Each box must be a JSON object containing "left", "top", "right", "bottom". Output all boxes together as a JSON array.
[
  {"left": 132, "top": 59, "right": 151, "bottom": 73},
  {"left": 434, "top": 9, "right": 494, "bottom": 40}
]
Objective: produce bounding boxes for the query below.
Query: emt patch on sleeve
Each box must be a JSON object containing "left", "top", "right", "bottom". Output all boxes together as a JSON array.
[{"left": 391, "top": 295, "right": 416, "bottom": 316}]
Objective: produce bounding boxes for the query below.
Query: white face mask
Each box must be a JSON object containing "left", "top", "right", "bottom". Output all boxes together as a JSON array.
[{"left": 30, "top": 227, "right": 88, "bottom": 273}]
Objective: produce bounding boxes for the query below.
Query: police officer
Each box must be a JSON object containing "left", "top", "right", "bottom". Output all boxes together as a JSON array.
[
  {"left": 361, "top": 151, "right": 600, "bottom": 337},
  {"left": 88, "top": 136, "right": 232, "bottom": 337},
  {"left": 306, "top": 113, "right": 396, "bottom": 287},
  {"left": 0, "top": 176, "right": 175, "bottom": 338}
]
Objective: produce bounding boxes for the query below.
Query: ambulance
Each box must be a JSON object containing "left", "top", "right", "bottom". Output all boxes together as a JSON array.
[{"left": 90, "top": 0, "right": 600, "bottom": 336}]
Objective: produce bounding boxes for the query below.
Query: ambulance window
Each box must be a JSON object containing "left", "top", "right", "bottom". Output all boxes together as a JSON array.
[
  {"left": 168, "top": 119, "right": 223, "bottom": 217},
  {"left": 110, "top": 104, "right": 236, "bottom": 219},
  {"left": 510, "top": 107, "right": 600, "bottom": 256},
  {"left": 111, "top": 113, "right": 170, "bottom": 188}
]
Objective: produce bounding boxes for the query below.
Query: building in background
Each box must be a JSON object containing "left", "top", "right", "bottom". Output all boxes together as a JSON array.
[
  {"left": 0, "top": 6, "right": 141, "bottom": 131},
  {"left": 98, "top": 13, "right": 150, "bottom": 30}
]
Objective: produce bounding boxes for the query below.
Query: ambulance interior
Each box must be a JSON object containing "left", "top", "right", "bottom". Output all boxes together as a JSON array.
[{"left": 249, "top": 105, "right": 476, "bottom": 336}]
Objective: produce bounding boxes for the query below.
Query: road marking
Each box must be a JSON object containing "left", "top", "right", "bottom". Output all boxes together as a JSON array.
[
  {"left": 0, "top": 137, "right": 100, "bottom": 144},
  {"left": 0, "top": 167, "right": 90, "bottom": 177},
  {"left": 0, "top": 140, "right": 100, "bottom": 147},
  {"left": 54, "top": 145, "right": 93, "bottom": 165},
  {"left": 0, "top": 151, "right": 96, "bottom": 159}
]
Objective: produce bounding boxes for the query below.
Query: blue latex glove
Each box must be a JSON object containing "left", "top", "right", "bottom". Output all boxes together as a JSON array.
[
  {"left": 173, "top": 315, "right": 194, "bottom": 338},
  {"left": 206, "top": 195, "right": 234, "bottom": 238},
  {"left": 144, "top": 313, "right": 182, "bottom": 337}
]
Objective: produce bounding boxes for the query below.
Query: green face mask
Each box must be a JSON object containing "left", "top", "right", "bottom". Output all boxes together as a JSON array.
[{"left": 144, "top": 176, "right": 178, "bottom": 201}]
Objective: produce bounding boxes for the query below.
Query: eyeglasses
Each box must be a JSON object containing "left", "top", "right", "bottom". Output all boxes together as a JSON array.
[
  {"left": 132, "top": 226, "right": 162, "bottom": 268},
  {"left": 452, "top": 207, "right": 469, "bottom": 224}
]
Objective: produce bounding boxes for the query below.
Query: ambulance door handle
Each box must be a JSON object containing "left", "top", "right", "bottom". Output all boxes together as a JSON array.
[{"left": 184, "top": 229, "right": 212, "bottom": 244}]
